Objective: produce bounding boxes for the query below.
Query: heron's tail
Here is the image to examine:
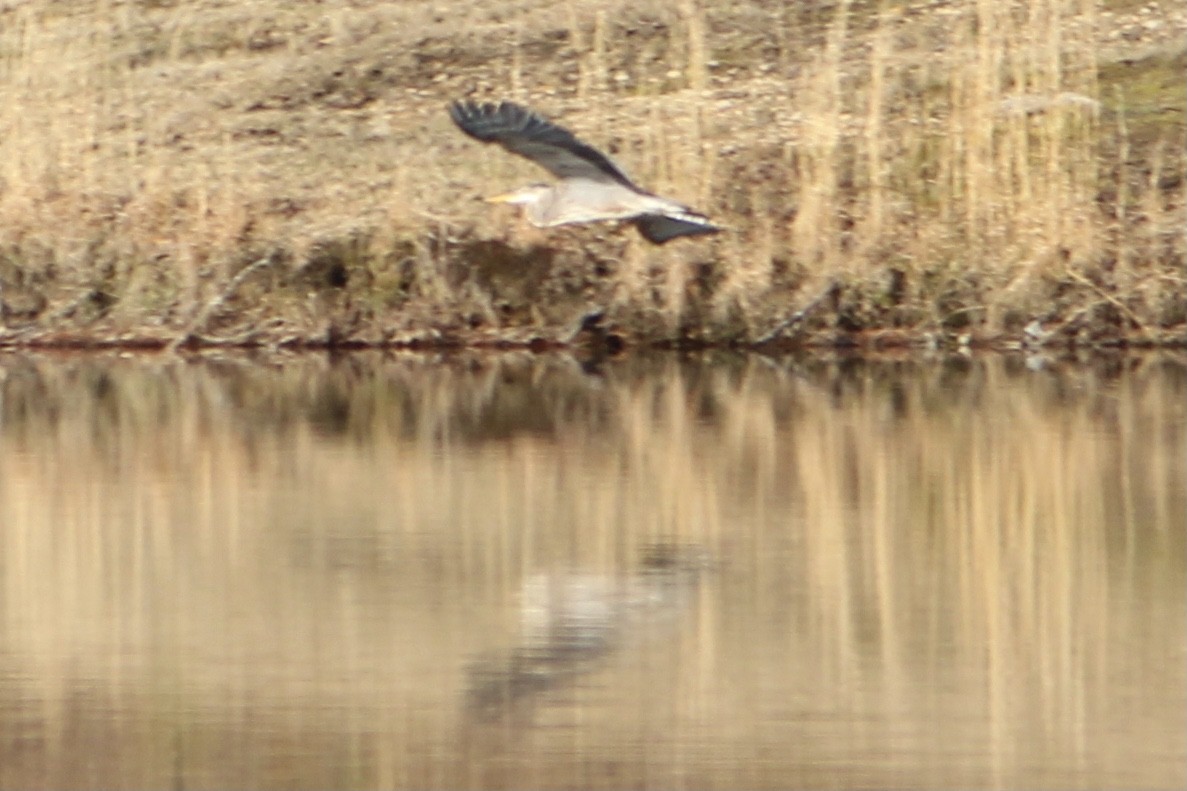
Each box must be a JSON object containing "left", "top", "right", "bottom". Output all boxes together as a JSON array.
[{"left": 633, "top": 210, "right": 721, "bottom": 244}]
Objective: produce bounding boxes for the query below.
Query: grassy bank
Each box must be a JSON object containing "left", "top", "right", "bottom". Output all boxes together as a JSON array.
[{"left": 0, "top": 0, "right": 1182, "bottom": 349}]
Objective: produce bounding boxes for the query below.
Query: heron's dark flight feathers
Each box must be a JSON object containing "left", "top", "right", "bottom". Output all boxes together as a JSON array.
[
  {"left": 633, "top": 212, "right": 720, "bottom": 244},
  {"left": 449, "top": 101, "right": 640, "bottom": 191}
]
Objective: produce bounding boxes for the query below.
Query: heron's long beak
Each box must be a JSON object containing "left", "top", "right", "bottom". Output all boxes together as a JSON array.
[{"left": 484, "top": 192, "right": 517, "bottom": 204}]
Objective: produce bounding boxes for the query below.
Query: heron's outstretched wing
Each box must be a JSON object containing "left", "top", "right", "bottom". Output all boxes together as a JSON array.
[
  {"left": 449, "top": 101, "right": 640, "bottom": 191},
  {"left": 633, "top": 212, "right": 721, "bottom": 245}
]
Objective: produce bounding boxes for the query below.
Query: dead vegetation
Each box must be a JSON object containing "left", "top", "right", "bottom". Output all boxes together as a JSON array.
[{"left": 0, "top": 0, "right": 1182, "bottom": 349}]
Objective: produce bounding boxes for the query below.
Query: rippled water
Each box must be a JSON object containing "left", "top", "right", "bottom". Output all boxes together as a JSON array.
[{"left": 0, "top": 351, "right": 1183, "bottom": 789}]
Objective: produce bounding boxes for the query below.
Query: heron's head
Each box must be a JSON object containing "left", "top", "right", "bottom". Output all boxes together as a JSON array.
[{"left": 484, "top": 184, "right": 551, "bottom": 206}]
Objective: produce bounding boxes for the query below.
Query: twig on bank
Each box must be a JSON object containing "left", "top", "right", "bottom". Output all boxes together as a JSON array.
[
  {"left": 755, "top": 280, "right": 838, "bottom": 345},
  {"left": 1063, "top": 267, "right": 1150, "bottom": 338},
  {"left": 168, "top": 256, "right": 276, "bottom": 351}
]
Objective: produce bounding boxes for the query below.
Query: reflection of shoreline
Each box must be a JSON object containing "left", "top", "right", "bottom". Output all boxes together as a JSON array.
[
  {"left": 0, "top": 353, "right": 1182, "bottom": 788},
  {"left": 465, "top": 545, "right": 712, "bottom": 722}
]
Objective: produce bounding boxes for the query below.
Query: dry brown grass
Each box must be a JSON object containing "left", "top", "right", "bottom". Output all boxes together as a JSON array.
[{"left": 0, "top": 0, "right": 1182, "bottom": 348}]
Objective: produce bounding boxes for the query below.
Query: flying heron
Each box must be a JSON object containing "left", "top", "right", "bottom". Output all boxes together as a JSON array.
[{"left": 449, "top": 100, "right": 721, "bottom": 245}]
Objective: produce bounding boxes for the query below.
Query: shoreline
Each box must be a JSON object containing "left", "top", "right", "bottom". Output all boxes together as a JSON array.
[{"left": 0, "top": 325, "right": 1181, "bottom": 353}]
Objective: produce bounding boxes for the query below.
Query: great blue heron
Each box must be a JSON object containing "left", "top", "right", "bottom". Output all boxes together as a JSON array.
[{"left": 449, "top": 100, "right": 721, "bottom": 245}]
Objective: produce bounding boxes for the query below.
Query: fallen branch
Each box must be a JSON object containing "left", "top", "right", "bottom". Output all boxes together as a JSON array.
[
  {"left": 169, "top": 256, "right": 276, "bottom": 351},
  {"left": 755, "top": 280, "right": 838, "bottom": 345}
]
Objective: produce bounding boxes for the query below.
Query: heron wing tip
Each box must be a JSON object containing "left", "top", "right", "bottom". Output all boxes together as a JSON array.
[{"left": 449, "top": 99, "right": 537, "bottom": 141}]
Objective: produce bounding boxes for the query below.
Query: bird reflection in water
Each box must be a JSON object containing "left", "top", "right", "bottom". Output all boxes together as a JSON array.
[{"left": 465, "top": 544, "right": 713, "bottom": 722}]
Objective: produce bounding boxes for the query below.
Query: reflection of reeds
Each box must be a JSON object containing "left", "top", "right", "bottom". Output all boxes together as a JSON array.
[{"left": 0, "top": 352, "right": 1182, "bottom": 787}]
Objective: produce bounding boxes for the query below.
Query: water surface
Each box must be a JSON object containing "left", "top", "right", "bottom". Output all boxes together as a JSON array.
[{"left": 0, "top": 351, "right": 1183, "bottom": 789}]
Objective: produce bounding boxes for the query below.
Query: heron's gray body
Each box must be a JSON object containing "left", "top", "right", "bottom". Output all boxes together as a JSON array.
[
  {"left": 521, "top": 178, "right": 697, "bottom": 227},
  {"left": 449, "top": 100, "right": 721, "bottom": 245}
]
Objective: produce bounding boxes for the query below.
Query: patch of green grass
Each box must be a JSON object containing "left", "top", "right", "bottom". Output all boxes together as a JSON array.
[{"left": 1100, "top": 47, "right": 1187, "bottom": 141}]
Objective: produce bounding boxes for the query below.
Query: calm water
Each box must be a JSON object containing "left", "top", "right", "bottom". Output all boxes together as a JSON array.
[{"left": 0, "top": 351, "right": 1183, "bottom": 789}]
